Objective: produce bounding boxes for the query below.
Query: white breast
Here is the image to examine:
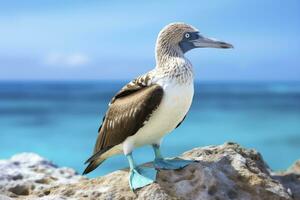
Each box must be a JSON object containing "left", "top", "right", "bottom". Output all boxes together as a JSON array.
[{"left": 122, "top": 78, "right": 194, "bottom": 155}]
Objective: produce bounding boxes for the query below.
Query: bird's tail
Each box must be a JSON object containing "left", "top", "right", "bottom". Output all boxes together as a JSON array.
[
  {"left": 82, "top": 157, "right": 106, "bottom": 175},
  {"left": 83, "top": 144, "right": 123, "bottom": 175},
  {"left": 82, "top": 145, "right": 118, "bottom": 175}
]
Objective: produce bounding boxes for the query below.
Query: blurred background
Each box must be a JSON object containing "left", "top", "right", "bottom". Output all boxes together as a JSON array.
[{"left": 0, "top": 0, "right": 300, "bottom": 177}]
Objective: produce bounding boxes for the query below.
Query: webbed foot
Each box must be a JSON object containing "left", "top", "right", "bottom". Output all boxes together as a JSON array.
[
  {"left": 129, "top": 166, "right": 157, "bottom": 190},
  {"left": 154, "top": 158, "right": 194, "bottom": 170}
]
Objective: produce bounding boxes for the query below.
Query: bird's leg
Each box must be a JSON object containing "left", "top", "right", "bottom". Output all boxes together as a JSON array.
[
  {"left": 126, "top": 153, "right": 157, "bottom": 191},
  {"left": 152, "top": 144, "right": 194, "bottom": 170}
]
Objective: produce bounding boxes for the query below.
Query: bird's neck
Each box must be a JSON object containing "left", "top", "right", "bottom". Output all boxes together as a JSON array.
[
  {"left": 154, "top": 44, "right": 194, "bottom": 84},
  {"left": 155, "top": 44, "right": 184, "bottom": 68}
]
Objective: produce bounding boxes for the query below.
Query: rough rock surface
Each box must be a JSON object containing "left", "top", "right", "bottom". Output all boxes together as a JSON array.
[
  {"left": 273, "top": 160, "right": 300, "bottom": 200},
  {"left": 0, "top": 153, "right": 86, "bottom": 199},
  {"left": 0, "top": 143, "right": 299, "bottom": 200}
]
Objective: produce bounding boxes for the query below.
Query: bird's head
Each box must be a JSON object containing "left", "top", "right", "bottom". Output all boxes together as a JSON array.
[{"left": 155, "top": 22, "right": 233, "bottom": 59}]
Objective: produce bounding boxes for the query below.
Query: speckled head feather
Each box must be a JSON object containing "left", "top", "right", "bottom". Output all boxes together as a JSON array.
[
  {"left": 157, "top": 22, "right": 198, "bottom": 45},
  {"left": 155, "top": 23, "right": 198, "bottom": 64}
]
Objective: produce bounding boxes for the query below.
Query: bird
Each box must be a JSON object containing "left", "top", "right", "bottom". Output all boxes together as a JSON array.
[{"left": 83, "top": 22, "right": 233, "bottom": 190}]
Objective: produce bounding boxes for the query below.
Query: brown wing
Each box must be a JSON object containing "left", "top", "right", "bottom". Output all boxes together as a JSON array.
[
  {"left": 85, "top": 82, "right": 163, "bottom": 166},
  {"left": 82, "top": 73, "right": 163, "bottom": 175},
  {"left": 95, "top": 84, "right": 163, "bottom": 151},
  {"left": 95, "top": 72, "right": 157, "bottom": 150}
]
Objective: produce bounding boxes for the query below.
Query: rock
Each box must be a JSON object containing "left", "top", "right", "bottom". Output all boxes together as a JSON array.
[
  {"left": 0, "top": 153, "right": 86, "bottom": 199},
  {"left": 0, "top": 194, "right": 13, "bottom": 200},
  {"left": 273, "top": 160, "right": 300, "bottom": 200},
  {"left": 288, "top": 161, "right": 300, "bottom": 174},
  {"left": 0, "top": 143, "right": 299, "bottom": 200}
]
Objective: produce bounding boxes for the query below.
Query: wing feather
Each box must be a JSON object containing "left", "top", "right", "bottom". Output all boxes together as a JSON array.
[
  {"left": 85, "top": 74, "right": 163, "bottom": 169},
  {"left": 96, "top": 84, "right": 163, "bottom": 152}
]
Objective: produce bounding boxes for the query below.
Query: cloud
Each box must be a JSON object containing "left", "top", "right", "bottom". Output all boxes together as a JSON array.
[{"left": 44, "top": 53, "right": 90, "bottom": 67}]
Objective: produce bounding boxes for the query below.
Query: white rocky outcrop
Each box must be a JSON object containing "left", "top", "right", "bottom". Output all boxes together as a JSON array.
[
  {"left": 0, "top": 143, "right": 299, "bottom": 200},
  {"left": 0, "top": 153, "right": 86, "bottom": 199}
]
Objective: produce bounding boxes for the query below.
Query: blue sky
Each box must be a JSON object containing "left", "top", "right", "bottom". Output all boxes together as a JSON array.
[{"left": 0, "top": 0, "right": 300, "bottom": 81}]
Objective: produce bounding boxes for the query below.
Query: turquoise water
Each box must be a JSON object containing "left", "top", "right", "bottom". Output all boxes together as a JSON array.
[{"left": 0, "top": 81, "right": 299, "bottom": 177}]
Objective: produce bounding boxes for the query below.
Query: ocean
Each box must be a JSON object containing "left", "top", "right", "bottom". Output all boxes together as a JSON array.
[{"left": 0, "top": 81, "right": 299, "bottom": 177}]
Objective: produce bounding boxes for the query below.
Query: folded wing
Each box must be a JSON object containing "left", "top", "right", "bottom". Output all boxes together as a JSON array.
[{"left": 83, "top": 78, "right": 163, "bottom": 174}]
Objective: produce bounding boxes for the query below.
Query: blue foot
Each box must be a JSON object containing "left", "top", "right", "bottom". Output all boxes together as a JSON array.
[
  {"left": 129, "top": 166, "right": 157, "bottom": 190},
  {"left": 154, "top": 158, "right": 194, "bottom": 170}
]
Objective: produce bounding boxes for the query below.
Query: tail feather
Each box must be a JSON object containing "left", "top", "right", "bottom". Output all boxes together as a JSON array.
[
  {"left": 84, "top": 146, "right": 112, "bottom": 164},
  {"left": 83, "top": 145, "right": 121, "bottom": 175},
  {"left": 82, "top": 158, "right": 105, "bottom": 175}
]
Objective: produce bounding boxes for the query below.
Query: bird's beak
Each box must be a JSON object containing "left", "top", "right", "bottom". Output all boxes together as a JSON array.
[{"left": 192, "top": 35, "right": 233, "bottom": 49}]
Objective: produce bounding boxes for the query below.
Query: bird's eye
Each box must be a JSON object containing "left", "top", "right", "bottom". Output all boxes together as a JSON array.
[{"left": 185, "top": 33, "right": 190, "bottom": 39}]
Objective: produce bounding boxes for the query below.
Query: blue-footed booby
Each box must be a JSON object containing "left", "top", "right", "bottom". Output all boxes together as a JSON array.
[{"left": 83, "top": 22, "right": 233, "bottom": 190}]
